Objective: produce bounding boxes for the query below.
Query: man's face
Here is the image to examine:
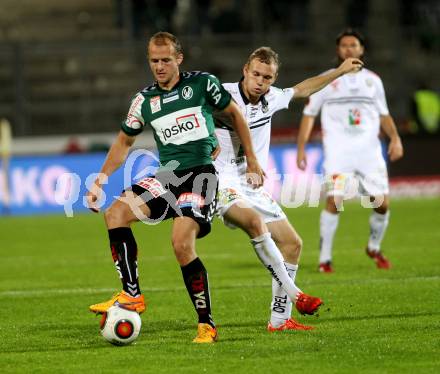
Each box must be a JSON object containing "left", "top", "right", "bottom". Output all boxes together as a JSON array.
[
  {"left": 243, "top": 59, "right": 277, "bottom": 99},
  {"left": 337, "top": 35, "right": 364, "bottom": 61},
  {"left": 148, "top": 42, "right": 183, "bottom": 87}
]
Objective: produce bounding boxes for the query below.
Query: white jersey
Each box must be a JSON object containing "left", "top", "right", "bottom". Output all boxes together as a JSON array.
[
  {"left": 304, "top": 68, "right": 390, "bottom": 196},
  {"left": 303, "top": 68, "right": 389, "bottom": 157},
  {"left": 214, "top": 82, "right": 294, "bottom": 177}
]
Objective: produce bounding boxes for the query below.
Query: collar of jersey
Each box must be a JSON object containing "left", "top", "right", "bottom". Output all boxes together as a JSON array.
[
  {"left": 153, "top": 72, "right": 185, "bottom": 92},
  {"left": 238, "top": 78, "right": 268, "bottom": 107}
]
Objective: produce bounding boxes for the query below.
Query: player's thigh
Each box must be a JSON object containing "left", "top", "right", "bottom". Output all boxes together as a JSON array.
[
  {"left": 266, "top": 219, "right": 302, "bottom": 255},
  {"left": 324, "top": 173, "right": 353, "bottom": 196},
  {"left": 323, "top": 154, "right": 355, "bottom": 199},
  {"left": 223, "top": 201, "right": 267, "bottom": 237},
  {"left": 358, "top": 164, "right": 389, "bottom": 208},
  {"left": 105, "top": 191, "right": 151, "bottom": 228},
  {"left": 325, "top": 195, "right": 341, "bottom": 213},
  {"left": 174, "top": 164, "right": 219, "bottom": 239},
  {"left": 369, "top": 194, "right": 389, "bottom": 213},
  {"left": 216, "top": 179, "right": 242, "bottom": 219}
]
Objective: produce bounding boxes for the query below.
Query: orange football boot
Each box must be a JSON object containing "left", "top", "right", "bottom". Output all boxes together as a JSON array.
[
  {"left": 89, "top": 291, "right": 146, "bottom": 314},
  {"left": 267, "top": 318, "right": 314, "bottom": 332},
  {"left": 192, "top": 323, "right": 218, "bottom": 343}
]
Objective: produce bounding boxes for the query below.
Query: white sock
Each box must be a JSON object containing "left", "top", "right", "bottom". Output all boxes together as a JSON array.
[
  {"left": 270, "top": 262, "right": 298, "bottom": 327},
  {"left": 319, "top": 210, "right": 339, "bottom": 263},
  {"left": 251, "top": 233, "right": 302, "bottom": 303},
  {"left": 368, "top": 211, "right": 390, "bottom": 252}
]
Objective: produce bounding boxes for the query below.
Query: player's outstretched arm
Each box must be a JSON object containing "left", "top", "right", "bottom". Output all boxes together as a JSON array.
[
  {"left": 380, "top": 115, "right": 404, "bottom": 162},
  {"left": 297, "top": 115, "right": 316, "bottom": 170},
  {"left": 86, "top": 131, "right": 136, "bottom": 212},
  {"left": 222, "top": 100, "right": 265, "bottom": 187},
  {"left": 293, "top": 58, "right": 363, "bottom": 99}
]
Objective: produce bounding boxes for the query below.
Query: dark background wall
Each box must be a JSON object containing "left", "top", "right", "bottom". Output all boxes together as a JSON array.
[{"left": 0, "top": 0, "right": 439, "bottom": 176}]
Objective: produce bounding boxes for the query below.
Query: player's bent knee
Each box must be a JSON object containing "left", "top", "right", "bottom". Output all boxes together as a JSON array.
[
  {"left": 284, "top": 237, "right": 302, "bottom": 258},
  {"left": 171, "top": 237, "right": 195, "bottom": 264},
  {"left": 295, "top": 236, "right": 303, "bottom": 252},
  {"left": 371, "top": 195, "right": 389, "bottom": 214},
  {"left": 171, "top": 236, "right": 191, "bottom": 254},
  {"left": 104, "top": 207, "right": 122, "bottom": 227},
  {"left": 104, "top": 203, "right": 132, "bottom": 228},
  {"left": 374, "top": 203, "right": 389, "bottom": 214},
  {"left": 245, "top": 215, "right": 266, "bottom": 238},
  {"left": 326, "top": 197, "right": 340, "bottom": 214}
]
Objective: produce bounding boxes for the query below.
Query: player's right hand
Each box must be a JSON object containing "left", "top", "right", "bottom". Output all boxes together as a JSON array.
[
  {"left": 388, "top": 137, "right": 404, "bottom": 162},
  {"left": 246, "top": 157, "right": 266, "bottom": 188},
  {"left": 297, "top": 149, "right": 307, "bottom": 171},
  {"left": 86, "top": 182, "right": 102, "bottom": 213}
]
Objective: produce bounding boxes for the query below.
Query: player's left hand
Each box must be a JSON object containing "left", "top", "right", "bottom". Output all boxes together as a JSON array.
[
  {"left": 388, "top": 137, "right": 404, "bottom": 161},
  {"left": 246, "top": 157, "right": 266, "bottom": 188},
  {"left": 338, "top": 58, "right": 364, "bottom": 74}
]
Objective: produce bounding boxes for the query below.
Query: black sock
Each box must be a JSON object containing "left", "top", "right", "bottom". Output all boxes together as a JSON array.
[
  {"left": 108, "top": 227, "right": 141, "bottom": 297},
  {"left": 181, "top": 258, "right": 215, "bottom": 327}
]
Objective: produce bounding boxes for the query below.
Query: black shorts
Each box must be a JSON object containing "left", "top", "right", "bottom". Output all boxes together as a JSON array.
[{"left": 129, "top": 164, "right": 218, "bottom": 238}]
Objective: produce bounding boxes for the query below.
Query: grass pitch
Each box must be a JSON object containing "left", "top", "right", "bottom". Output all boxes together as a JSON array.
[{"left": 1, "top": 198, "right": 439, "bottom": 373}]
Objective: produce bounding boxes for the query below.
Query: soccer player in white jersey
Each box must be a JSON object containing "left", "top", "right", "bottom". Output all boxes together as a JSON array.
[
  {"left": 297, "top": 29, "right": 404, "bottom": 273},
  {"left": 214, "top": 47, "right": 363, "bottom": 331}
]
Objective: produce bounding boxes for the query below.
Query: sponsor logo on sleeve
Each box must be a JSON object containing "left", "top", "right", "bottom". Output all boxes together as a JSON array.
[
  {"left": 207, "top": 79, "right": 222, "bottom": 105},
  {"left": 126, "top": 95, "right": 145, "bottom": 129}
]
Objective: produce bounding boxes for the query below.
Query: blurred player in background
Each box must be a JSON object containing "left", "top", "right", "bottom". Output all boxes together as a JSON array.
[
  {"left": 297, "top": 29, "right": 404, "bottom": 273},
  {"left": 86, "top": 32, "right": 265, "bottom": 343},
  {"left": 214, "top": 47, "right": 363, "bottom": 331}
]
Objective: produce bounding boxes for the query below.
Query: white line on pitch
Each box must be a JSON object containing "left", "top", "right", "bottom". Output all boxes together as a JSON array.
[{"left": 0, "top": 275, "right": 439, "bottom": 298}]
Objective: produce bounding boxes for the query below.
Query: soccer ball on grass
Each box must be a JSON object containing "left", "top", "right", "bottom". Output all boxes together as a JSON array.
[{"left": 99, "top": 305, "right": 142, "bottom": 346}]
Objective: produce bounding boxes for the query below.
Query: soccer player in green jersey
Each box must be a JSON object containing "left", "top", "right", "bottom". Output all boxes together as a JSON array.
[{"left": 86, "top": 32, "right": 264, "bottom": 343}]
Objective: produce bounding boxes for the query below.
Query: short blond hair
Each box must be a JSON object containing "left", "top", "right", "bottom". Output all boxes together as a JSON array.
[
  {"left": 246, "top": 47, "right": 280, "bottom": 70},
  {"left": 148, "top": 32, "right": 183, "bottom": 56}
]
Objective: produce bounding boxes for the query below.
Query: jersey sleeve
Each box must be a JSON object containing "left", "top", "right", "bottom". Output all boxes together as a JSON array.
[
  {"left": 121, "top": 93, "right": 146, "bottom": 136},
  {"left": 303, "top": 87, "right": 325, "bottom": 116},
  {"left": 274, "top": 87, "right": 294, "bottom": 111},
  {"left": 374, "top": 77, "right": 390, "bottom": 116},
  {"left": 204, "top": 74, "right": 232, "bottom": 110}
]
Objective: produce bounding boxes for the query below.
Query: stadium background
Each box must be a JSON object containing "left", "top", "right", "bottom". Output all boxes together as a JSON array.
[{"left": 0, "top": 0, "right": 439, "bottom": 216}]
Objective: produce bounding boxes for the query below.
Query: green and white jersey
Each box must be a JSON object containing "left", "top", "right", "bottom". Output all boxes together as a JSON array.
[{"left": 121, "top": 71, "right": 231, "bottom": 170}]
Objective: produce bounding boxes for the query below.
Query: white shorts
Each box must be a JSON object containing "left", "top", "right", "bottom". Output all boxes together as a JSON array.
[
  {"left": 216, "top": 175, "right": 286, "bottom": 229},
  {"left": 324, "top": 152, "right": 389, "bottom": 197}
]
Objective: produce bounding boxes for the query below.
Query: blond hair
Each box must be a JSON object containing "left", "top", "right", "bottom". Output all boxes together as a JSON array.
[
  {"left": 148, "top": 32, "right": 183, "bottom": 56},
  {"left": 246, "top": 47, "right": 280, "bottom": 70}
]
